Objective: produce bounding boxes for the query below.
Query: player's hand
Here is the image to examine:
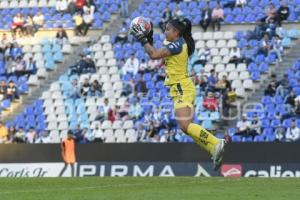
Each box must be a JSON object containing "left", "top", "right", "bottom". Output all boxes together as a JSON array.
[{"left": 130, "top": 24, "right": 149, "bottom": 46}]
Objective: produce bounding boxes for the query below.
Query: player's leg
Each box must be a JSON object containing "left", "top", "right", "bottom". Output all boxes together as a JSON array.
[
  {"left": 175, "top": 106, "right": 219, "bottom": 155},
  {"left": 59, "top": 162, "right": 68, "bottom": 177}
]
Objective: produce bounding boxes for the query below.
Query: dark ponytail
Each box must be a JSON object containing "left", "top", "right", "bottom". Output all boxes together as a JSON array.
[{"left": 169, "top": 18, "right": 195, "bottom": 57}]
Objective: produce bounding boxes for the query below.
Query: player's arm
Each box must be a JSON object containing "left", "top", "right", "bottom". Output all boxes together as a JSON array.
[{"left": 143, "top": 43, "right": 171, "bottom": 59}]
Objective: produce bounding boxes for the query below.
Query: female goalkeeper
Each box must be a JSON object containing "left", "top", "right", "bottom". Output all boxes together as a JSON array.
[{"left": 131, "top": 18, "right": 229, "bottom": 170}]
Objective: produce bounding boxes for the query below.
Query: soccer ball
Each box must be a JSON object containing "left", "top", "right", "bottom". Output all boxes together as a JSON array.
[{"left": 130, "top": 16, "right": 152, "bottom": 35}]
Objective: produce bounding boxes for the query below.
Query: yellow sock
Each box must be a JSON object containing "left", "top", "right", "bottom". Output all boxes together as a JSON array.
[{"left": 187, "top": 123, "right": 220, "bottom": 155}]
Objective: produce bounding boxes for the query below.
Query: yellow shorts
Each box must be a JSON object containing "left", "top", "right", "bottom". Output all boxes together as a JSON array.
[{"left": 169, "top": 78, "right": 196, "bottom": 109}]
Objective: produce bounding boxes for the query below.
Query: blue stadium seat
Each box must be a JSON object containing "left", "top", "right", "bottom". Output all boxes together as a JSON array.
[{"left": 232, "top": 135, "right": 242, "bottom": 142}]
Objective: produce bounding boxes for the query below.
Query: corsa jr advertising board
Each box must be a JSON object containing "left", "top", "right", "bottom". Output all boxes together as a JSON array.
[{"left": 0, "top": 162, "right": 299, "bottom": 177}]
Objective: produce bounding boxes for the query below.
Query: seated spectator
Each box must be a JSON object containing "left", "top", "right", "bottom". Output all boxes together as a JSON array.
[
  {"left": 11, "top": 43, "right": 23, "bottom": 60},
  {"left": 11, "top": 13, "right": 25, "bottom": 37},
  {"left": 159, "top": 6, "right": 173, "bottom": 32},
  {"left": 75, "top": 0, "right": 86, "bottom": 13},
  {"left": 200, "top": 4, "right": 212, "bottom": 32},
  {"left": 14, "top": 127, "right": 26, "bottom": 143},
  {"left": 123, "top": 54, "right": 139, "bottom": 76},
  {"left": 235, "top": 0, "right": 247, "bottom": 7},
  {"left": 25, "top": 57, "right": 37, "bottom": 76},
  {"left": 207, "top": 69, "right": 218, "bottom": 91},
  {"left": 115, "top": 22, "right": 128, "bottom": 44},
  {"left": 194, "top": 46, "right": 211, "bottom": 67},
  {"left": 4, "top": 43, "right": 13, "bottom": 61},
  {"left": 0, "top": 80, "right": 7, "bottom": 100},
  {"left": 95, "top": 98, "right": 110, "bottom": 122},
  {"left": 235, "top": 114, "right": 258, "bottom": 137},
  {"left": 135, "top": 76, "right": 148, "bottom": 97},
  {"left": 264, "top": 3, "right": 277, "bottom": 23},
  {"left": 223, "top": 0, "right": 236, "bottom": 10},
  {"left": 270, "top": 35, "right": 283, "bottom": 62},
  {"left": 26, "top": 127, "right": 37, "bottom": 143},
  {"left": 13, "top": 56, "right": 26, "bottom": 77},
  {"left": 138, "top": 59, "right": 148, "bottom": 74},
  {"left": 211, "top": 3, "right": 224, "bottom": 31},
  {"left": 80, "top": 78, "right": 90, "bottom": 96},
  {"left": 82, "top": 9, "right": 94, "bottom": 36},
  {"left": 118, "top": 101, "right": 130, "bottom": 120},
  {"left": 264, "top": 81, "right": 277, "bottom": 97},
  {"left": 24, "top": 15, "right": 35, "bottom": 36},
  {"left": 285, "top": 120, "right": 300, "bottom": 142},
  {"left": 92, "top": 124, "right": 104, "bottom": 142},
  {"left": 35, "top": 131, "right": 51, "bottom": 143},
  {"left": 284, "top": 91, "right": 296, "bottom": 107},
  {"left": 173, "top": 5, "right": 183, "bottom": 20},
  {"left": 108, "top": 106, "right": 117, "bottom": 123},
  {"left": 56, "top": 0, "right": 68, "bottom": 14},
  {"left": 33, "top": 12, "right": 45, "bottom": 31},
  {"left": 68, "top": 78, "right": 80, "bottom": 99},
  {"left": 69, "top": 54, "right": 87, "bottom": 75},
  {"left": 198, "top": 75, "right": 208, "bottom": 93},
  {"left": 83, "top": 0, "right": 96, "bottom": 15},
  {"left": 0, "top": 121, "right": 8, "bottom": 144},
  {"left": 203, "top": 91, "right": 218, "bottom": 111},
  {"left": 129, "top": 99, "right": 142, "bottom": 120},
  {"left": 6, "top": 80, "right": 19, "bottom": 101},
  {"left": 74, "top": 124, "right": 84, "bottom": 143},
  {"left": 73, "top": 12, "right": 85, "bottom": 36},
  {"left": 56, "top": 26, "right": 69, "bottom": 44},
  {"left": 265, "top": 18, "right": 277, "bottom": 38},
  {"left": 88, "top": 80, "right": 102, "bottom": 97},
  {"left": 276, "top": 1, "right": 289, "bottom": 27},
  {"left": 250, "top": 114, "right": 262, "bottom": 135},
  {"left": 84, "top": 55, "right": 96, "bottom": 73},
  {"left": 215, "top": 75, "right": 232, "bottom": 92},
  {"left": 252, "top": 21, "right": 267, "bottom": 40},
  {"left": 229, "top": 47, "right": 242, "bottom": 65},
  {"left": 258, "top": 34, "right": 272, "bottom": 57},
  {"left": 121, "top": 78, "right": 134, "bottom": 96},
  {"left": 275, "top": 125, "right": 285, "bottom": 141}
]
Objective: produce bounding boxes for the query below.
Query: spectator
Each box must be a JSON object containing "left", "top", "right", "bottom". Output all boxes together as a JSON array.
[
  {"left": 0, "top": 80, "right": 7, "bottom": 100},
  {"left": 264, "top": 3, "right": 277, "bottom": 23},
  {"left": 11, "top": 43, "right": 23, "bottom": 60},
  {"left": 83, "top": 0, "right": 96, "bottom": 15},
  {"left": 108, "top": 106, "right": 117, "bottom": 123},
  {"left": 80, "top": 78, "right": 90, "bottom": 96},
  {"left": 129, "top": 99, "right": 142, "bottom": 120},
  {"left": 33, "top": 12, "right": 45, "bottom": 31},
  {"left": 159, "top": 6, "right": 173, "bottom": 32},
  {"left": 56, "top": 0, "right": 69, "bottom": 14},
  {"left": 276, "top": 1, "right": 289, "bottom": 27},
  {"left": 211, "top": 3, "right": 224, "bottom": 31},
  {"left": 91, "top": 80, "right": 102, "bottom": 94},
  {"left": 4, "top": 43, "right": 13, "bottom": 61},
  {"left": 235, "top": 0, "right": 247, "bottom": 8},
  {"left": 199, "top": 4, "right": 212, "bottom": 32},
  {"left": 203, "top": 91, "right": 219, "bottom": 111},
  {"left": 14, "top": 127, "right": 26, "bottom": 143},
  {"left": 84, "top": 55, "right": 96, "bottom": 73},
  {"left": 25, "top": 57, "right": 37, "bottom": 76},
  {"left": 285, "top": 120, "right": 300, "bottom": 142},
  {"left": 235, "top": 114, "right": 257, "bottom": 137},
  {"left": 26, "top": 127, "right": 37, "bottom": 143},
  {"left": 73, "top": 12, "right": 84, "bottom": 36},
  {"left": 270, "top": 35, "right": 283, "bottom": 62},
  {"left": 284, "top": 91, "right": 296, "bottom": 107},
  {"left": 6, "top": 80, "right": 19, "bottom": 101},
  {"left": 264, "top": 81, "right": 277, "bottom": 97},
  {"left": 95, "top": 98, "right": 110, "bottom": 122},
  {"left": 135, "top": 76, "right": 148, "bottom": 97},
  {"left": 120, "top": 0, "right": 129, "bottom": 17},
  {"left": 14, "top": 56, "right": 26, "bottom": 77},
  {"left": 121, "top": 78, "right": 135, "bottom": 96},
  {"left": 123, "top": 54, "right": 139, "bottom": 76},
  {"left": 252, "top": 21, "right": 267, "bottom": 40},
  {"left": 11, "top": 13, "right": 25, "bottom": 37},
  {"left": 73, "top": 124, "right": 84, "bottom": 142},
  {"left": 68, "top": 78, "right": 80, "bottom": 99},
  {"left": 215, "top": 75, "right": 232, "bottom": 92},
  {"left": 56, "top": 26, "right": 69, "bottom": 45},
  {"left": 173, "top": 5, "right": 183, "bottom": 20},
  {"left": 82, "top": 9, "right": 94, "bottom": 36},
  {"left": 0, "top": 121, "right": 8, "bottom": 143},
  {"left": 115, "top": 22, "right": 128, "bottom": 44},
  {"left": 69, "top": 54, "right": 86, "bottom": 75},
  {"left": 275, "top": 125, "right": 285, "bottom": 141},
  {"left": 24, "top": 15, "right": 35, "bottom": 36},
  {"left": 223, "top": 0, "right": 236, "bottom": 10},
  {"left": 88, "top": 80, "right": 102, "bottom": 97},
  {"left": 92, "top": 124, "right": 104, "bottom": 142},
  {"left": 265, "top": 18, "right": 277, "bottom": 38},
  {"left": 68, "top": 0, "right": 77, "bottom": 15},
  {"left": 228, "top": 47, "right": 242, "bottom": 65},
  {"left": 148, "top": 59, "right": 162, "bottom": 71},
  {"left": 258, "top": 34, "right": 272, "bottom": 56},
  {"left": 250, "top": 114, "right": 262, "bottom": 135},
  {"left": 59, "top": 130, "right": 76, "bottom": 177},
  {"left": 207, "top": 69, "right": 218, "bottom": 91},
  {"left": 198, "top": 75, "right": 208, "bottom": 93},
  {"left": 138, "top": 59, "right": 148, "bottom": 74},
  {"left": 118, "top": 101, "right": 130, "bottom": 120},
  {"left": 75, "top": 0, "right": 86, "bottom": 13},
  {"left": 6, "top": 126, "right": 16, "bottom": 144},
  {"left": 193, "top": 45, "right": 211, "bottom": 67},
  {"left": 35, "top": 131, "right": 51, "bottom": 143}
]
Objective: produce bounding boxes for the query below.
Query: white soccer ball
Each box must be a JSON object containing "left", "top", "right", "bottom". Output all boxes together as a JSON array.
[{"left": 130, "top": 16, "right": 152, "bottom": 35}]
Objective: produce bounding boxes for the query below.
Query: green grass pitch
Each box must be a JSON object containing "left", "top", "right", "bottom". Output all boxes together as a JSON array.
[{"left": 0, "top": 177, "right": 299, "bottom": 200}]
